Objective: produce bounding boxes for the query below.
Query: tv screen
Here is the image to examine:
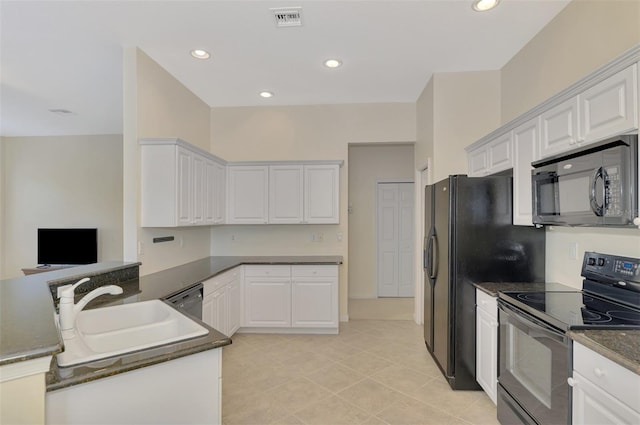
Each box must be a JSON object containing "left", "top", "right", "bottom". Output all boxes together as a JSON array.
[{"left": 37, "top": 228, "right": 98, "bottom": 265}]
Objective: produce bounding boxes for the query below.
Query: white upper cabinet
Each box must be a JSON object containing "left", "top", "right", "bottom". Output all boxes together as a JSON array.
[
  {"left": 227, "top": 165, "right": 269, "bottom": 224},
  {"left": 579, "top": 64, "right": 638, "bottom": 144},
  {"left": 467, "top": 132, "right": 513, "bottom": 177},
  {"left": 512, "top": 118, "right": 540, "bottom": 226},
  {"left": 141, "top": 139, "right": 226, "bottom": 227},
  {"left": 304, "top": 164, "right": 340, "bottom": 224},
  {"left": 539, "top": 96, "right": 580, "bottom": 158},
  {"left": 212, "top": 160, "right": 226, "bottom": 224},
  {"left": 269, "top": 165, "right": 304, "bottom": 224},
  {"left": 468, "top": 146, "right": 489, "bottom": 177},
  {"left": 228, "top": 162, "right": 341, "bottom": 225}
]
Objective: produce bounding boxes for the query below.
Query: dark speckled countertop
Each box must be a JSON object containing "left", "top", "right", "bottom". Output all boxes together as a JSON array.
[
  {"left": 472, "top": 281, "right": 639, "bottom": 376},
  {"left": 568, "top": 330, "right": 640, "bottom": 375},
  {"left": 472, "top": 281, "right": 578, "bottom": 296},
  {"left": 1, "top": 255, "right": 342, "bottom": 390}
]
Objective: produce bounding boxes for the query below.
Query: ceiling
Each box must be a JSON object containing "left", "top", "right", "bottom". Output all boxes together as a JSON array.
[{"left": 0, "top": 0, "right": 571, "bottom": 137}]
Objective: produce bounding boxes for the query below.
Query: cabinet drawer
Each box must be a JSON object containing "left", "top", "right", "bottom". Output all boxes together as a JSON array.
[
  {"left": 291, "top": 265, "right": 338, "bottom": 278},
  {"left": 243, "top": 265, "right": 291, "bottom": 278},
  {"left": 573, "top": 341, "right": 640, "bottom": 410},
  {"left": 203, "top": 267, "right": 240, "bottom": 296},
  {"left": 476, "top": 289, "right": 497, "bottom": 316}
]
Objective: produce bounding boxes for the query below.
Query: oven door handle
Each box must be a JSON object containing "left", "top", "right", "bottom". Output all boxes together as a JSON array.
[{"left": 498, "top": 301, "right": 567, "bottom": 343}]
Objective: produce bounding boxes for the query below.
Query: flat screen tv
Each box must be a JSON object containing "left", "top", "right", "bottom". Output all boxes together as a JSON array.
[{"left": 37, "top": 228, "right": 98, "bottom": 265}]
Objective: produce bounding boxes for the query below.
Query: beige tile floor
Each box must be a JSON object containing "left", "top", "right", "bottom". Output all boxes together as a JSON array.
[{"left": 221, "top": 320, "right": 500, "bottom": 425}]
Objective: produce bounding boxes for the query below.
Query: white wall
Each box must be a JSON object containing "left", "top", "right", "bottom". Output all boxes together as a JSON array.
[
  {"left": 124, "top": 48, "right": 213, "bottom": 276},
  {"left": 210, "top": 103, "right": 416, "bottom": 321},
  {"left": 1, "top": 135, "right": 123, "bottom": 279},
  {"left": 499, "top": 0, "right": 640, "bottom": 288},
  {"left": 348, "top": 144, "right": 414, "bottom": 299}
]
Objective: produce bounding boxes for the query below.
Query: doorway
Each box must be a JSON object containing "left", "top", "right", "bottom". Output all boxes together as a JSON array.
[
  {"left": 347, "top": 143, "right": 415, "bottom": 320},
  {"left": 377, "top": 182, "right": 414, "bottom": 297}
]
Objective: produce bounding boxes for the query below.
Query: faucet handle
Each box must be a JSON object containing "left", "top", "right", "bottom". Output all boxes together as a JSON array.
[{"left": 57, "top": 277, "right": 90, "bottom": 300}]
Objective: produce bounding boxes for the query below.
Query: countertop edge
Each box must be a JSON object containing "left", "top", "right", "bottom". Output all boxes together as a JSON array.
[{"left": 567, "top": 330, "right": 640, "bottom": 375}]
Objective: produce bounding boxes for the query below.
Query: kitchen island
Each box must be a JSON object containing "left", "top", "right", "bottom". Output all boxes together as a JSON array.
[{"left": 0, "top": 255, "right": 342, "bottom": 424}]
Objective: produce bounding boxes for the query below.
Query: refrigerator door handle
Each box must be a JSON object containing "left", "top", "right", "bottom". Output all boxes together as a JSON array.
[
  {"left": 429, "top": 234, "right": 438, "bottom": 280},
  {"left": 423, "top": 236, "right": 429, "bottom": 270}
]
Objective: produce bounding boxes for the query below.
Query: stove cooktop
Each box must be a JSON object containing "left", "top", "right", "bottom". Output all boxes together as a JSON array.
[
  {"left": 498, "top": 290, "right": 640, "bottom": 331},
  {"left": 498, "top": 251, "right": 640, "bottom": 332}
]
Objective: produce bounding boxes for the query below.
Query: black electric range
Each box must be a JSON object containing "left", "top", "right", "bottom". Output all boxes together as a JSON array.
[
  {"left": 496, "top": 251, "right": 640, "bottom": 425},
  {"left": 499, "top": 251, "right": 640, "bottom": 331}
]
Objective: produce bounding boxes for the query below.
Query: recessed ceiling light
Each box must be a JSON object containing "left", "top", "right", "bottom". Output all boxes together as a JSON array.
[
  {"left": 190, "top": 49, "right": 210, "bottom": 60},
  {"left": 259, "top": 91, "right": 274, "bottom": 98},
  {"left": 472, "top": 0, "right": 500, "bottom": 12},
  {"left": 323, "top": 59, "right": 342, "bottom": 69}
]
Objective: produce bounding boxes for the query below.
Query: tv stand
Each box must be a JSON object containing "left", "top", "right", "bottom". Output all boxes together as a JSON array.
[{"left": 22, "top": 265, "right": 76, "bottom": 276}]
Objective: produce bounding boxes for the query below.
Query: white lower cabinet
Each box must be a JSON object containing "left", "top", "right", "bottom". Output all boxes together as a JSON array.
[
  {"left": 571, "top": 342, "right": 640, "bottom": 425},
  {"left": 203, "top": 267, "right": 241, "bottom": 337},
  {"left": 475, "top": 289, "right": 498, "bottom": 405},
  {"left": 243, "top": 266, "right": 292, "bottom": 327},
  {"left": 291, "top": 265, "right": 339, "bottom": 328},
  {"left": 242, "top": 265, "right": 339, "bottom": 333}
]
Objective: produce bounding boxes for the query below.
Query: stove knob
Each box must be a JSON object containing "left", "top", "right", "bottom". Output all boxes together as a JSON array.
[
  {"left": 588, "top": 258, "right": 596, "bottom": 266},
  {"left": 597, "top": 258, "right": 605, "bottom": 267}
]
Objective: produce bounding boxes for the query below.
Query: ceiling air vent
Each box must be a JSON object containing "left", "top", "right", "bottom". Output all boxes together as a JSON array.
[{"left": 270, "top": 7, "right": 302, "bottom": 27}]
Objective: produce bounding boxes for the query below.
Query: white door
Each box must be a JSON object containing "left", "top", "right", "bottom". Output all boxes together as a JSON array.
[{"left": 377, "top": 182, "right": 414, "bottom": 297}]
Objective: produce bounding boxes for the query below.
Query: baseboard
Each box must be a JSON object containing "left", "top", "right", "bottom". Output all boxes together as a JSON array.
[{"left": 340, "top": 314, "right": 349, "bottom": 322}]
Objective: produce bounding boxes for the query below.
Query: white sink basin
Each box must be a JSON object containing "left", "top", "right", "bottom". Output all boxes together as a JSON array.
[{"left": 57, "top": 300, "right": 209, "bottom": 367}]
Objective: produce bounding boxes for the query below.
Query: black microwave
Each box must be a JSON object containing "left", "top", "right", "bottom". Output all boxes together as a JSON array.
[{"left": 531, "top": 135, "right": 638, "bottom": 227}]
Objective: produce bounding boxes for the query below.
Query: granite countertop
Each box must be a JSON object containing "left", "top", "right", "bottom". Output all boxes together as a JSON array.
[
  {"left": 1, "top": 255, "right": 343, "bottom": 390},
  {"left": 0, "top": 262, "right": 139, "bottom": 366},
  {"left": 472, "top": 281, "right": 578, "bottom": 297},
  {"left": 568, "top": 330, "right": 640, "bottom": 375}
]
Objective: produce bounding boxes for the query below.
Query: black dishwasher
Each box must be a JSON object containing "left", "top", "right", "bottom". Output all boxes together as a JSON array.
[{"left": 166, "top": 283, "right": 203, "bottom": 320}]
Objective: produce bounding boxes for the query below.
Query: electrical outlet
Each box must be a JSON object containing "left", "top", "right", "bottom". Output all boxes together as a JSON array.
[
  {"left": 570, "top": 243, "right": 578, "bottom": 260},
  {"left": 336, "top": 231, "right": 343, "bottom": 242},
  {"left": 311, "top": 233, "right": 317, "bottom": 242},
  {"left": 318, "top": 232, "right": 324, "bottom": 242},
  {"left": 137, "top": 241, "right": 144, "bottom": 255}
]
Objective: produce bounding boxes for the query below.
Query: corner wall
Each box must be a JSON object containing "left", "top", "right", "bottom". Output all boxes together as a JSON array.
[
  {"left": 209, "top": 103, "right": 416, "bottom": 321},
  {"left": 124, "top": 48, "right": 214, "bottom": 275}
]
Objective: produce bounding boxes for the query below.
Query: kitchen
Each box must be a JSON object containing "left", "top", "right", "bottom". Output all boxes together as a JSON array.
[{"left": 1, "top": 0, "right": 640, "bottom": 424}]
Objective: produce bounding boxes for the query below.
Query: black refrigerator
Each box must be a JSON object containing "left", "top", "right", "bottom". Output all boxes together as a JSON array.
[{"left": 423, "top": 174, "right": 545, "bottom": 390}]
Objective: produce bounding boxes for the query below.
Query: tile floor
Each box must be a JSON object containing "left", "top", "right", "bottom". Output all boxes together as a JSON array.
[{"left": 221, "top": 320, "right": 500, "bottom": 425}]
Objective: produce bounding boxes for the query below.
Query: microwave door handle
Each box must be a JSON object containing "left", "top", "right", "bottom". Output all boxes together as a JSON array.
[{"left": 590, "top": 167, "right": 607, "bottom": 217}]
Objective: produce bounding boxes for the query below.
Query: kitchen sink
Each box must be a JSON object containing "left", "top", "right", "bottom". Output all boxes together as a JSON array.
[{"left": 56, "top": 299, "right": 208, "bottom": 367}]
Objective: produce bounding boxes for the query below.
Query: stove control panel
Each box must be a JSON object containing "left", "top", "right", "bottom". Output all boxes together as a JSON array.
[{"left": 582, "top": 252, "right": 640, "bottom": 283}]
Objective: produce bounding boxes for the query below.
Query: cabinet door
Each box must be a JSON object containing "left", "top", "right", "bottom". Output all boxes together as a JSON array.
[
  {"left": 304, "top": 164, "right": 339, "bottom": 224},
  {"left": 539, "top": 97, "right": 579, "bottom": 158},
  {"left": 476, "top": 306, "right": 498, "bottom": 405},
  {"left": 512, "top": 118, "right": 539, "bottom": 226},
  {"left": 191, "top": 153, "right": 206, "bottom": 225},
  {"left": 244, "top": 277, "right": 291, "bottom": 327},
  {"left": 202, "top": 293, "right": 214, "bottom": 328},
  {"left": 213, "top": 161, "right": 226, "bottom": 224},
  {"left": 467, "top": 146, "right": 488, "bottom": 177},
  {"left": 269, "top": 165, "right": 304, "bottom": 224},
  {"left": 226, "top": 275, "right": 241, "bottom": 336},
  {"left": 572, "top": 371, "right": 640, "bottom": 425},
  {"left": 580, "top": 64, "right": 638, "bottom": 144},
  {"left": 227, "top": 166, "right": 269, "bottom": 224},
  {"left": 488, "top": 133, "right": 513, "bottom": 173},
  {"left": 291, "top": 266, "right": 338, "bottom": 328},
  {"left": 212, "top": 288, "right": 227, "bottom": 335},
  {"left": 176, "top": 147, "right": 192, "bottom": 226},
  {"left": 204, "top": 159, "right": 216, "bottom": 225}
]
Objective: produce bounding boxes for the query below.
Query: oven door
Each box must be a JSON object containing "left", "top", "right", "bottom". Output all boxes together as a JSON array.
[{"left": 498, "top": 301, "right": 570, "bottom": 425}]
